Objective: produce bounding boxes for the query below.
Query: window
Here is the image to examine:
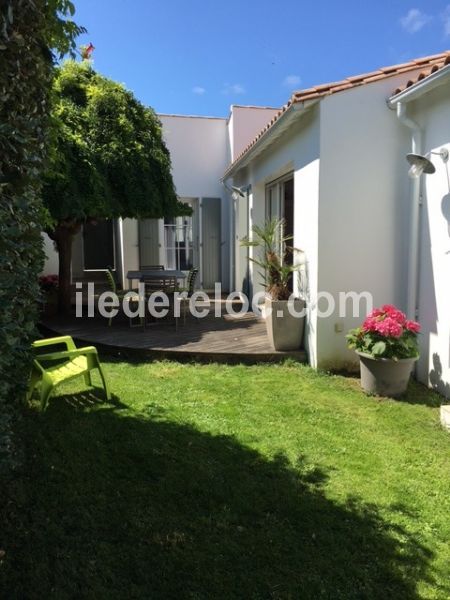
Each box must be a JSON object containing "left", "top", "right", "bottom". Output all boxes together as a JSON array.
[{"left": 164, "top": 214, "right": 193, "bottom": 270}]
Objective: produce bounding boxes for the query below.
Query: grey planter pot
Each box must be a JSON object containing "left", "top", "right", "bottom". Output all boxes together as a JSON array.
[
  {"left": 265, "top": 298, "right": 305, "bottom": 351},
  {"left": 357, "top": 352, "right": 418, "bottom": 398}
]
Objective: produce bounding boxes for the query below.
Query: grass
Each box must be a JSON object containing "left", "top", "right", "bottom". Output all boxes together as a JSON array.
[{"left": 1, "top": 358, "right": 450, "bottom": 599}]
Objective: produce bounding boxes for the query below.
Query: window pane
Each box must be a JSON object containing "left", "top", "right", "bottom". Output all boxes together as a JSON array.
[{"left": 163, "top": 215, "right": 193, "bottom": 270}]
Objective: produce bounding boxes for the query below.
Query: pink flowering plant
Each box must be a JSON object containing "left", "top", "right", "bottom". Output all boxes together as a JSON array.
[
  {"left": 38, "top": 274, "right": 59, "bottom": 293},
  {"left": 347, "top": 304, "right": 420, "bottom": 360}
]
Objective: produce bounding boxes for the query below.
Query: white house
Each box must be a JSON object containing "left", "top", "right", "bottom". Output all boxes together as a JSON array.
[
  {"left": 42, "top": 50, "right": 450, "bottom": 394},
  {"left": 42, "top": 105, "right": 278, "bottom": 293},
  {"left": 224, "top": 51, "right": 450, "bottom": 389}
]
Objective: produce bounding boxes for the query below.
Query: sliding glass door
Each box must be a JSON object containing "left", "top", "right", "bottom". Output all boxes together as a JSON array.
[
  {"left": 265, "top": 175, "right": 294, "bottom": 248},
  {"left": 265, "top": 175, "right": 294, "bottom": 289}
]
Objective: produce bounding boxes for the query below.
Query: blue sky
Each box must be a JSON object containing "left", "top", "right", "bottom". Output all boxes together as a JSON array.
[{"left": 72, "top": 0, "right": 450, "bottom": 117}]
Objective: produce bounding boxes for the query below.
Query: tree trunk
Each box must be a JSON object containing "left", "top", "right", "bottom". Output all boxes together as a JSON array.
[{"left": 47, "top": 221, "right": 81, "bottom": 315}]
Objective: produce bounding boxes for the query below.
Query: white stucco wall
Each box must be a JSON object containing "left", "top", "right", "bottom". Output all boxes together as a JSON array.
[
  {"left": 228, "top": 105, "right": 279, "bottom": 162},
  {"left": 41, "top": 233, "right": 59, "bottom": 275},
  {"left": 159, "top": 114, "right": 228, "bottom": 197},
  {"left": 159, "top": 114, "right": 231, "bottom": 289},
  {"left": 407, "top": 83, "right": 450, "bottom": 396},
  {"left": 231, "top": 106, "right": 321, "bottom": 363},
  {"left": 316, "top": 75, "right": 412, "bottom": 369}
]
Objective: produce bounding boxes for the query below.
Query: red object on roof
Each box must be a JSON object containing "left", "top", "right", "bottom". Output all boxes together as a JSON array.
[{"left": 81, "top": 43, "right": 95, "bottom": 60}]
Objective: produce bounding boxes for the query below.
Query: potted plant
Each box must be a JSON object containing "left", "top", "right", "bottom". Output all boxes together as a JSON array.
[
  {"left": 241, "top": 218, "right": 305, "bottom": 351},
  {"left": 39, "top": 274, "right": 59, "bottom": 317},
  {"left": 347, "top": 304, "right": 420, "bottom": 397}
]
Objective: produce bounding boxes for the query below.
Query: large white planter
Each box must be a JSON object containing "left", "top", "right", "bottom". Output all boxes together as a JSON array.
[{"left": 265, "top": 298, "right": 305, "bottom": 351}]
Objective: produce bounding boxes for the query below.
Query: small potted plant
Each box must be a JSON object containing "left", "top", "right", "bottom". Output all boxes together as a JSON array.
[
  {"left": 347, "top": 304, "right": 420, "bottom": 397},
  {"left": 241, "top": 218, "right": 305, "bottom": 351},
  {"left": 39, "top": 274, "right": 59, "bottom": 317}
]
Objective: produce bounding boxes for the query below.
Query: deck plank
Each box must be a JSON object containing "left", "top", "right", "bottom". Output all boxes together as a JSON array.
[{"left": 41, "top": 307, "right": 307, "bottom": 364}]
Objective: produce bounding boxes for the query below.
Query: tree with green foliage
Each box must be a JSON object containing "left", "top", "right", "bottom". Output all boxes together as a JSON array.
[
  {"left": 0, "top": 0, "right": 82, "bottom": 440},
  {"left": 44, "top": 60, "right": 188, "bottom": 313}
]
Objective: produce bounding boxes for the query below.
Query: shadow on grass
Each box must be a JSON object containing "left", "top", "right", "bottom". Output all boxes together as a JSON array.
[
  {"left": 2, "top": 391, "right": 436, "bottom": 599},
  {"left": 399, "top": 380, "right": 444, "bottom": 407},
  {"left": 322, "top": 368, "right": 443, "bottom": 408}
]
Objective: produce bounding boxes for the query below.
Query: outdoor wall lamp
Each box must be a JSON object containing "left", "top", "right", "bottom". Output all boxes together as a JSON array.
[
  {"left": 231, "top": 185, "right": 247, "bottom": 199},
  {"left": 406, "top": 147, "right": 449, "bottom": 179},
  {"left": 222, "top": 182, "right": 251, "bottom": 200}
]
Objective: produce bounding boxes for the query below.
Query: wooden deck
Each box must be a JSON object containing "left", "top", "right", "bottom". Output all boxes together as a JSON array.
[{"left": 41, "top": 304, "right": 307, "bottom": 364}]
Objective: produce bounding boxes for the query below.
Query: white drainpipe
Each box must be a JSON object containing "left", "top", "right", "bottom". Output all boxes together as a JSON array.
[
  {"left": 116, "top": 217, "right": 125, "bottom": 289},
  {"left": 396, "top": 102, "right": 422, "bottom": 320}
]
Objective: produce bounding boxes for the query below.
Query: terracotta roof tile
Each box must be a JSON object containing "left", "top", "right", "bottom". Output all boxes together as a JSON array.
[
  {"left": 225, "top": 51, "right": 450, "bottom": 176},
  {"left": 391, "top": 53, "right": 450, "bottom": 94},
  {"left": 346, "top": 70, "right": 381, "bottom": 82},
  {"left": 364, "top": 72, "right": 395, "bottom": 83}
]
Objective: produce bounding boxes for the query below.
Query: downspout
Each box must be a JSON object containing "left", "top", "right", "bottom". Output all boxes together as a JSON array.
[
  {"left": 221, "top": 180, "right": 235, "bottom": 292},
  {"left": 395, "top": 102, "right": 422, "bottom": 321},
  {"left": 230, "top": 193, "right": 235, "bottom": 293},
  {"left": 116, "top": 218, "right": 125, "bottom": 289}
]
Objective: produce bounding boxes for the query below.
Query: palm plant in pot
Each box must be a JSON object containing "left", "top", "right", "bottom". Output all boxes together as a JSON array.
[
  {"left": 347, "top": 304, "right": 420, "bottom": 397},
  {"left": 241, "top": 218, "right": 305, "bottom": 351}
]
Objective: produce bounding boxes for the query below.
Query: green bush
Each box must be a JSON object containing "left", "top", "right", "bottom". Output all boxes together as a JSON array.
[{"left": 0, "top": 0, "right": 81, "bottom": 470}]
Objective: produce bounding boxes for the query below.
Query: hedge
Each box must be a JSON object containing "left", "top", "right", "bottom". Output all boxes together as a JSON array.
[{"left": 0, "top": 0, "right": 81, "bottom": 471}]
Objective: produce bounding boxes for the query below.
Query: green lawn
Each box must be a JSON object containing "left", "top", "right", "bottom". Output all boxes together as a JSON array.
[{"left": 2, "top": 359, "right": 450, "bottom": 599}]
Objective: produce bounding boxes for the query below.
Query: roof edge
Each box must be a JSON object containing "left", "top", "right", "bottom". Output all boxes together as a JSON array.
[
  {"left": 223, "top": 50, "right": 450, "bottom": 178},
  {"left": 158, "top": 113, "right": 227, "bottom": 120},
  {"left": 222, "top": 100, "right": 315, "bottom": 179},
  {"left": 388, "top": 63, "right": 450, "bottom": 105}
]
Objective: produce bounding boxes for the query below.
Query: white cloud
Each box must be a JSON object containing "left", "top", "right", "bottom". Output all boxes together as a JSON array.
[
  {"left": 192, "top": 86, "right": 206, "bottom": 95},
  {"left": 222, "top": 83, "right": 246, "bottom": 95},
  {"left": 400, "top": 8, "right": 432, "bottom": 33},
  {"left": 442, "top": 5, "right": 450, "bottom": 36},
  {"left": 283, "top": 74, "right": 301, "bottom": 87}
]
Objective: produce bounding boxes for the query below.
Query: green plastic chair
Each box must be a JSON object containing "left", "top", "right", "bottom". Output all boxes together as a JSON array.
[{"left": 28, "top": 336, "right": 111, "bottom": 410}]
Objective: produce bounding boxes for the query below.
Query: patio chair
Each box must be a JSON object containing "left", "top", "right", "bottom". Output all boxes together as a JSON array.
[
  {"left": 143, "top": 276, "right": 177, "bottom": 329},
  {"left": 28, "top": 336, "right": 110, "bottom": 410},
  {"left": 175, "top": 267, "right": 199, "bottom": 325},
  {"left": 105, "top": 267, "right": 141, "bottom": 327}
]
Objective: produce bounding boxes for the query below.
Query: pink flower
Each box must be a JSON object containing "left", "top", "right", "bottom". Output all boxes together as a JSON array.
[
  {"left": 349, "top": 304, "right": 420, "bottom": 359},
  {"left": 360, "top": 305, "right": 419, "bottom": 339},
  {"left": 405, "top": 319, "right": 421, "bottom": 333},
  {"left": 362, "top": 316, "right": 377, "bottom": 332},
  {"left": 377, "top": 317, "right": 403, "bottom": 338},
  {"left": 381, "top": 305, "right": 406, "bottom": 324}
]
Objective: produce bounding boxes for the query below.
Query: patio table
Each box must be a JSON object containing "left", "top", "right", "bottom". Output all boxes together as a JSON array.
[{"left": 126, "top": 269, "right": 187, "bottom": 290}]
